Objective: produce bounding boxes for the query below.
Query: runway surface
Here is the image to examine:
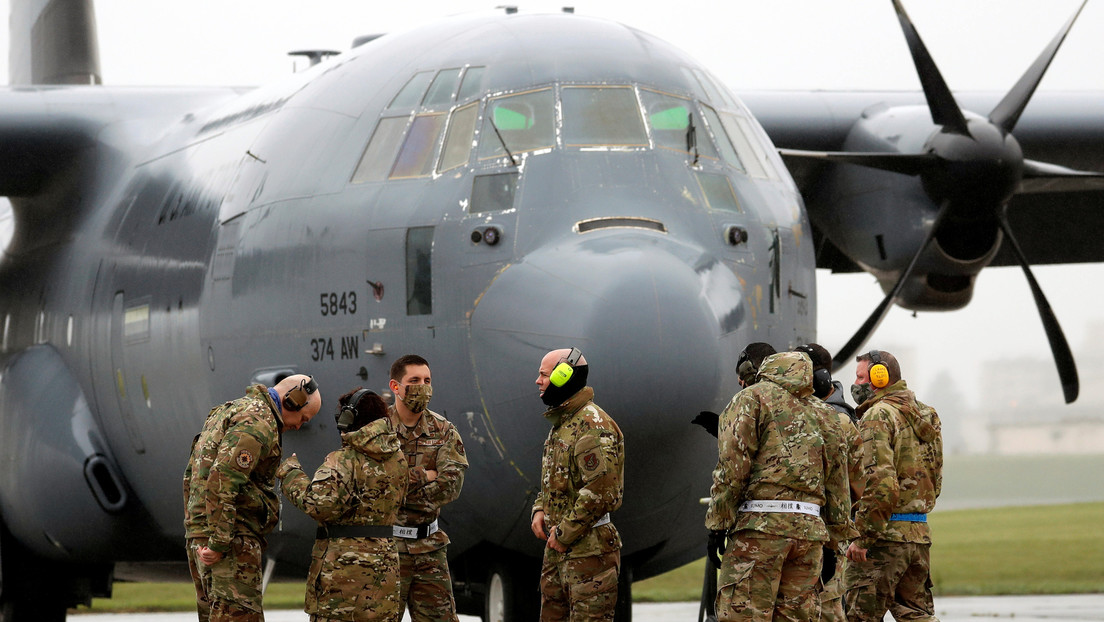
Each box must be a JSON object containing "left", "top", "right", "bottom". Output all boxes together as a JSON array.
[{"left": 73, "top": 594, "right": 1104, "bottom": 621}]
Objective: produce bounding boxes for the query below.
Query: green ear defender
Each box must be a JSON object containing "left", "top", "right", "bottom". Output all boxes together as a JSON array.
[{"left": 549, "top": 348, "right": 582, "bottom": 388}]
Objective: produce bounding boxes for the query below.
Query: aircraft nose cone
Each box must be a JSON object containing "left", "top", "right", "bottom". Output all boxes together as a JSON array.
[{"left": 470, "top": 233, "right": 744, "bottom": 435}]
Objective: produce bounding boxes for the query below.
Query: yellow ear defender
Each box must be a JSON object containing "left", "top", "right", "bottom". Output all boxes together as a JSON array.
[
  {"left": 549, "top": 348, "right": 582, "bottom": 388},
  {"left": 867, "top": 350, "right": 890, "bottom": 388}
]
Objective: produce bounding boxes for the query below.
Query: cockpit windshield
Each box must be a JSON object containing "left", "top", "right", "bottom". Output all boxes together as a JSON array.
[{"left": 478, "top": 88, "right": 555, "bottom": 160}]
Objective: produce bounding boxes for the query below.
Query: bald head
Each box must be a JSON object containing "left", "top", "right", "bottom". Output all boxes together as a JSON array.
[
  {"left": 273, "top": 374, "right": 322, "bottom": 430},
  {"left": 536, "top": 348, "right": 588, "bottom": 403}
]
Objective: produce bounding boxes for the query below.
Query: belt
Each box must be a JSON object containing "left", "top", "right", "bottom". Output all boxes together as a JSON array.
[
  {"left": 739, "top": 500, "right": 821, "bottom": 517},
  {"left": 890, "top": 513, "right": 928, "bottom": 522},
  {"left": 593, "top": 513, "right": 611, "bottom": 527},
  {"left": 392, "top": 519, "right": 439, "bottom": 539},
  {"left": 316, "top": 524, "right": 393, "bottom": 539}
]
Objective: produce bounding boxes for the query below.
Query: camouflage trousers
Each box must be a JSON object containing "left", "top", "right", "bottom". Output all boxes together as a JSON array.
[
  {"left": 844, "top": 540, "right": 938, "bottom": 622},
  {"left": 306, "top": 537, "right": 401, "bottom": 622},
  {"left": 715, "top": 530, "right": 822, "bottom": 622},
  {"left": 398, "top": 546, "right": 459, "bottom": 622},
  {"left": 187, "top": 536, "right": 265, "bottom": 622},
  {"left": 540, "top": 549, "right": 620, "bottom": 622},
  {"left": 818, "top": 547, "right": 848, "bottom": 622}
]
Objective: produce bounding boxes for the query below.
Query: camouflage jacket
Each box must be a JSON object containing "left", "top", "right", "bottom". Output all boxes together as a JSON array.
[
  {"left": 183, "top": 384, "right": 283, "bottom": 553},
  {"left": 854, "top": 380, "right": 943, "bottom": 546},
  {"left": 811, "top": 398, "right": 866, "bottom": 509},
  {"left": 387, "top": 405, "right": 468, "bottom": 554},
  {"left": 706, "top": 352, "right": 854, "bottom": 545},
  {"left": 278, "top": 417, "right": 408, "bottom": 621},
  {"left": 532, "top": 386, "right": 624, "bottom": 559}
]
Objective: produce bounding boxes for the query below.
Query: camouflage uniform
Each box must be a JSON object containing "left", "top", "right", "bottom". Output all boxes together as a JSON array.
[
  {"left": 818, "top": 407, "right": 865, "bottom": 622},
  {"left": 533, "top": 386, "right": 625, "bottom": 622},
  {"left": 386, "top": 405, "right": 468, "bottom": 622},
  {"left": 183, "top": 384, "right": 284, "bottom": 622},
  {"left": 705, "top": 352, "right": 855, "bottom": 622},
  {"left": 845, "top": 379, "right": 943, "bottom": 622},
  {"left": 278, "top": 417, "right": 409, "bottom": 622}
]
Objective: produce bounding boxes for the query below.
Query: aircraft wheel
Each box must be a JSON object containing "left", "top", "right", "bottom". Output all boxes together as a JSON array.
[{"left": 483, "top": 560, "right": 539, "bottom": 622}]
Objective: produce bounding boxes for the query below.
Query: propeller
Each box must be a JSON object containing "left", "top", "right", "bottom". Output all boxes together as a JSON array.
[{"left": 801, "top": 0, "right": 1091, "bottom": 403}]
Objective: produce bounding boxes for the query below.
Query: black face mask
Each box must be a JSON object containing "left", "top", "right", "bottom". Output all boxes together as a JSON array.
[{"left": 541, "top": 364, "right": 589, "bottom": 407}]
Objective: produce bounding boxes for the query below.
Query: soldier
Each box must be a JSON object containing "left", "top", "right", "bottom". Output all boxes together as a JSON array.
[
  {"left": 530, "top": 347, "right": 625, "bottom": 622},
  {"left": 277, "top": 388, "right": 408, "bottom": 622},
  {"left": 737, "top": 342, "right": 777, "bottom": 388},
  {"left": 845, "top": 350, "right": 943, "bottom": 622},
  {"left": 183, "top": 374, "right": 322, "bottom": 622},
  {"left": 795, "top": 344, "right": 865, "bottom": 622},
  {"left": 386, "top": 354, "right": 468, "bottom": 622},
  {"left": 706, "top": 351, "right": 854, "bottom": 622}
]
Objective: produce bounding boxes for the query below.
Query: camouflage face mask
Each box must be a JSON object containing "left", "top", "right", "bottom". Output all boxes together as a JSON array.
[
  {"left": 401, "top": 383, "right": 433, "bottom": 414},
  {"left": 851, "top": 382, "right": 876, "bottom": 405}
]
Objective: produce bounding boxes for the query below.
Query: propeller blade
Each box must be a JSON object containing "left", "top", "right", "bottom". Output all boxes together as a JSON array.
[
  {"left": 995, "top": 209, "right": 1079, "bottom": 403},
  {"left": 989, "top": 1, "right": 1088, "bottom": 133},
  {"left": 778, "top": 148, "right": 938, "bottom": 176},
  {"left": 831, "top": 200, "right": 954, "bottom": 370},
  {"left": 1019, "top": 159, "right": 1104, "bottom": 194},
  {"left": 890, "top": 0, "right": 970, "bottom": 135}
]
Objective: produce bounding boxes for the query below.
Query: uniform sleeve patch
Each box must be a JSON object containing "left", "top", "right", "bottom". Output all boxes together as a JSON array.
[
  {"left": 236, "top": 449, "right": 254, "bottom": 470},
  {"left": 583, "top": 452, "right": 599, "bottom": 471}
]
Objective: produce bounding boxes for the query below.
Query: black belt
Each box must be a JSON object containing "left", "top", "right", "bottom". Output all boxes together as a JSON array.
[{"left": 316, "top": 524, "right": 393, "bottom": 539}]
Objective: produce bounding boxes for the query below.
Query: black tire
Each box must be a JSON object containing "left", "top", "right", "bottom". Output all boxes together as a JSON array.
[{"left": 484, "top": 559, "right": 540, "bottom": 622}]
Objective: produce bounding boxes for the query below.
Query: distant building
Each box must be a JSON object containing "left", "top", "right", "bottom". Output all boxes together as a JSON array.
[{"left": 979, "top": 320, "right": 1104, "bottom": 455}]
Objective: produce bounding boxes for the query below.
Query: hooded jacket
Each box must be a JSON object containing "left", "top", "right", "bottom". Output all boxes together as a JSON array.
[
  {"left": 706, "top": 351, "right": 854, "bottom": 544},
  {"left": 854, "top": 379, "right": 943, "bottom": 546},
  {"left": 278, "top": 417, "right": 408, "bottom": 621}
]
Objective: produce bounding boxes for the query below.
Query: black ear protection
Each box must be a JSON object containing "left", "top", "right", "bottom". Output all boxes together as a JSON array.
[
  {"left": 283, "top": 376, "right": 318, "bottom": 412},
  {"left": 794, "top": 344, "right": 832, "bottom": 398},
  {"left": 549, "top": 348, "right": 582, "bottom": 388},
  {"left": 336, "top": 388, "right": 372, "bottom": 432},
  {"left": 867, "top": 350, "right": 890, "bottom": 389}
]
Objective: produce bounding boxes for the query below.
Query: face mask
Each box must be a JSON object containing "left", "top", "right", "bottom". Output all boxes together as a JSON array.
[
  {"left": 401, "top": 383, "right": 432, "bottom": 413},
  {"left": 851, "top": 382, "right": 876, "bottom": 405}
]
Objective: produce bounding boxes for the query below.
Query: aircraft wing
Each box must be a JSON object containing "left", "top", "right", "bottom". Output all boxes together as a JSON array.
[{"left": 741, "top": 89, "right": 1104, "bottom": 271}]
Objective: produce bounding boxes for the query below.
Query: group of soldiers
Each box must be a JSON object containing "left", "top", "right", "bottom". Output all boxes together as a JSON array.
[
  {"left": 182, "top": 347, "right": 625, "bottom": 622},
  {"left": 706, "top": 343, "right": 944, "bottom": 622},
  {"left": 181, "top": 339, "right": 941, "bottom": 622}
]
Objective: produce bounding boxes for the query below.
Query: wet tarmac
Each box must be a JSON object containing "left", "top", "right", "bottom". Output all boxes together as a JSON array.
[{"left": 74, "top": 594, "right": 1104, "bottom": 621}]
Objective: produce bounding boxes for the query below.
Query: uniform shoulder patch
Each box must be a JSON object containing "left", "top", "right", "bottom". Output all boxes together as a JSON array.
[
  {"left": 583, "top": 452, "right": 599, "bottom": 471},
  {"left": 236, "top": 449, "right": 254, "bottom": 469}
]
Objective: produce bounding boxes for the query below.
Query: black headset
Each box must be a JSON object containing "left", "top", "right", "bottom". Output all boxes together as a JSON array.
[
  {"left": 336, "top": 388, "right": 372, "bottom": 432},
  {"left": 549, "top": 348, "right": 582, "bottom": 388},
  {"left": 867, "top": 350, "right": 891, "bottom": 388},
  {"left": 282, "top": 376, "right": 318, "bottom": 412},
  {"left": 794, "top": 344, "right": 833, "bottom": 398}
]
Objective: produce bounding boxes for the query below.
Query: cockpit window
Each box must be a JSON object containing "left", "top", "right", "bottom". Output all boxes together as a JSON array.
[
  {"left": 478, "top": 88, "right": 555, "bottom": 160},
  {"left": 639, "top": 88, "right": 716, "bottom": 161},
  {"left": 390, "top": 113, "right": 446, "bottom": 179},
  {"left": 424, "top": 68, "right": 463, "bottom": 107},
  {"left": 720, "top": 113, "right": 781, "bottom": 181},
  {"left": 696, "top": 172, "right": 742, "bottom": 213},
  {"left": 700, "top": 104, "right": 745, "bottom": 173},
  {"left": 457, "top": 66, "right": 485, "bottom": 103},
  {"left": 560, "top": 86, "right": 647, "bottom": 147},
  {"left": 389, "top": 71, "right": 434, "bottom": 110},
  {"left": 351, "top": 116, "right": 408, "bottom": 183},
  {"left": 439, "top": 102, "right": 479, "bottom": 172}
]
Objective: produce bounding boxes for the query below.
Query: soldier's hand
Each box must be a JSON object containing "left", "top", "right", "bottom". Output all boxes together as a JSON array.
[
  {"left": 546, "top": 527, "right": 568, "bottom": 553},
  {"left": 707, "top": 530, "right": 726, "bottom": 569},
  {"left": 276, "top": 454, "right": 301, "bottom": 479},
  {"left": 846, "top": 541, "right": 868, "bottom": 562},
  {"left": 198, "top": 546, "right": 224, "bottom": 566},
  {"left": 531, "top": 511, "right": 548, "bottom": 541},
  {"left": 425, "top": 469, "right": 438, "bottom": 482}
]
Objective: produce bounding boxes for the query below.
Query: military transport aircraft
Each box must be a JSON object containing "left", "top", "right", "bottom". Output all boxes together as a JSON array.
[{"left": 2, "top": 0, "right": 1103, "bottom": 621}]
